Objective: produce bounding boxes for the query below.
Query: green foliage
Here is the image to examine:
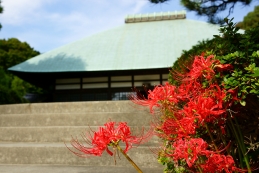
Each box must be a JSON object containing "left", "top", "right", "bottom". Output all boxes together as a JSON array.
[
  {"left": 160, "top": 159, "right": 189, "bottom": 173},
  {"left": 149, "top": 0, "right": 170, "bottom": 3},
  {"left": 0, "top": 38, "right": 42, "bottom": 104},
  {"left": 171, "top": 18, "right": 259, "bottom": 103},
  {"left": 0, "top": 67, "right": 11, "bottom": 86},
  {"left": 170, "top": 18, "right": 259, "bottom": 84},
  {"left": 11, "top": 76, "right": 27, "bottom": 98},
  {"left": 214, "top": 19, "right": 259, "bottom": 103},
  {"left": 0, "top": 68, "right": 27, "bottom": 104},
  {"left": 148, "top": 0, "right": 253, "bottom": 24},
  {"left": 236, "top": 6, "right": 259, "bottom": 30},
  {"left": 0, "top": 85, "right": 25, "bottom": 104},
  {"left": 0, "top": 0, "right": 3, "bottom": 29},
  {"left": 0, "top": 38, "right": 40, "bottom": 69},
  {"left": 221, "top": 52, "right": 259, "bottom": 102}
]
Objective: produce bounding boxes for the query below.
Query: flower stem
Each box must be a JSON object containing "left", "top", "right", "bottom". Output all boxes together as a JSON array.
[
  {"left": 197, "top": 165, "right": 203, "bottom": 173},
  {"left": 227, "top": 111, "right": 251, "bottom": 173},
  {"left": 205, "top": 123, "right": 219, "bottom": 152},
  {"left": 116, "top": 145, "right": 143, "bottom": 173},
  {"left": 218, "top": 127, "right": 231, "bottom": 155}
]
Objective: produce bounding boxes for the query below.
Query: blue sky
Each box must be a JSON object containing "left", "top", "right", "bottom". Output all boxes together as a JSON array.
[{"left": 0, "top": 0, "right": 258, "bottom": 53}]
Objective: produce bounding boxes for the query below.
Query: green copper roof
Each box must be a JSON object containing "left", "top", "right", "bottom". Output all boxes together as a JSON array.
[{"left": 9, "top": 15, "right": 221, "bottom": 73}]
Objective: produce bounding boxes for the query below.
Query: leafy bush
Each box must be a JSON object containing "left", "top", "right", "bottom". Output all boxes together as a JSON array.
[{"left": 170, "top": 18, "right": 259, "bottom": 104}]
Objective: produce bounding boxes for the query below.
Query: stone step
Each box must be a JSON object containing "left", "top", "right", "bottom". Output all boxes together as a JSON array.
[
  {"left": 0, "top": 101, "right": 148, "bottom": 114},
  {"left": 0, "top": 126, "right": 159, "bottom": 144},
  {"left": 0, "top": 165, "right": 163, "bottom": 173},
  {"left": 0, "top": 142, "right": 162, "bottom": 169},
  {"left": 0, "top": 101, "right": 161, "bottom": 169},
  {"left": 0, "top": 112, "right": 152, "bottom": 127}
]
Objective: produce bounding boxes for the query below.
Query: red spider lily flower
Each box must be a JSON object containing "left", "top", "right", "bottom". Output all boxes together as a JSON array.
[
  {"left": 130, "top": 82, "right": 179, "bottom": 113},
  {"left": 201, "top": 152, "right": 244, "bottom": 173},
  {"left": 181, "top": 55, "right": 233, "bottom": 83},
  {"left": 167, "top": 138, "right": 244, "bottom": 172},
  {"left": 148, "top": 82, "right": 178, "bottom": 103},
  {"left": 184, "top": 55, "right": 216, "bottom": 81},
  {"left": 167, "top": 138, "right": 208, "bottom": 167},
  {"left": 177, "top": 80, "right": 202, "bottom": 100},
  {"left": 180, "top": 85, "right": 226, "bottom": 123},
  {"left": 205, "top": 85, "right": 226, "bottom": 109},
  {"left": 66, "top": 121, "right": 152, "bottom": 158},
  {"left": 157, "top": 117, "right": 197, "bottom": 139},
  {"left": 184, "top": 96, "right": 225, "bottom": 123}
]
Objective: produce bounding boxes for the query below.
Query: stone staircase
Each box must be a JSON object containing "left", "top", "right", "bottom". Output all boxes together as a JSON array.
[{"left": 0, "top": 101, "right": 163, "bottom": 172}]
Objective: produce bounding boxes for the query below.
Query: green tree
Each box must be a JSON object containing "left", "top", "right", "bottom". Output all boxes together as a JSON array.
[
  {"left": 0, "top": 0, "right": 3, "bottom": 29},
  {"left": 236, "top": 5, "right": 259, "bottom": 29},
  {"left": 0, "top": 68, "right": 25, "bottom": 104},
  {"left": 0, "top": 38, "right": 42, "bottom": 104},
  {"left": 0, "top": 38, "right": 40, "bottom": 69},
  {"left": 149, "top": 0, "right": 253, "bottom": 24}
]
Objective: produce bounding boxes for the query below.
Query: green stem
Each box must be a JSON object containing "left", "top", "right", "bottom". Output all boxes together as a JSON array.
[
  {"left": 237, "top": 140, "right": 245, "bottom": 169},
  {"left": 116, "top": 145, "right": 143, "bottom": 173},
  {"left": 197, "top": 165, "right": 203, "bottom": 173},
  {"left": 169, "top": 113, "right": 187, "bottom": 134},
  {"left": 205, "top": 123, "right": 219, "bottom": 152},
  {"left": 228, "top": 114, "right": 251, "bottom": 172},
  {"left": 227, "top": 122, "right": 244, "bottom": 169},
  {"left": 196, "top": 158, "right": 204, "bottom": 173},
  {"left": 218, "top": 127, "right": 232, "bottom": 155},
  {"left": 233, "top": 116, "right": 245, "bottom": 147}
]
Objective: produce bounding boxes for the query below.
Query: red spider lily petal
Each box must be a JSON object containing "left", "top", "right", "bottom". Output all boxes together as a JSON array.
[
  {"left": 68, "top": 138, "right": 102, "bottom": 157},
  {"left": 114, "top": 122, "right": 148, "bottom": 153},
  {"left": 176, "top": 117, "right": 197, "bottom": 137},
  {"left": 167, "top": 138, "right": 208, "bottom": 167},
  {"left": 166, "top": 138, "right": 244, "bottom": 172},
  {"left": 201, "top": 152, "right": 240, "bottom": 173},
  {"left": 148, "top": 82, "right": 178, "bottom": 102},
  {"left": 157, "top": 117, "right": 197, "bottom": 139},
  {"left": 220, "top": 125, "right": 226, "bottom": 135},
  {"left": 200, "top": 52, "right": 205, "bottom": 56},
  {"left": 225, "top": 88, "right": 239, "bottom": 107},
  {"left": 182, "top": 97, "right": 225, "bottom": 123},
  {"left": 214, "top": 63, "right": 233, "bottom": 72},
  {"left": 160, "top": 82, "right": 179, "bottom": 103},
  {"left": 183, "top": 55, "right": 216, "bottom": 81},
  {"left": 130, "top": 82, "right": 179, "bottom": 113},
  {"left": 67, "top": 121, "right": 150, "bottom": 157},
  {"left": 177, "top": 81, "right": 202, "bottom": 100},
  {"left": 180, "top": 85, "right": 226, "bottom": 123}
]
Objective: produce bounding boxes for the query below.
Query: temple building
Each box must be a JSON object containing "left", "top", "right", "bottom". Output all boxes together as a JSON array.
[{"left": 8, "top": 11, "right": 221, "bottom": 102}]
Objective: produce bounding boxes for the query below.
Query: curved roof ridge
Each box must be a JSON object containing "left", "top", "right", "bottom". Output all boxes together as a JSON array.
[{"left": 125, "top": 11, "right": 186, "bottom": 23}]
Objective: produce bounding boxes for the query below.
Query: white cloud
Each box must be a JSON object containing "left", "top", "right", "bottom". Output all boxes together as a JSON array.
[
  {"left": 3, "top": 0, "right": 221, "bottom": 53},
  {"left": 46, "top": 12, "right": 91, "bottom": 32},
  {"left": 131, "top": 1, "right": 148, "bottom": 14},
  {"left": 0, "top": 0, "right": 257, "bottom": 54},
  {"left": 41, "top": 0, "right": 149, "bottom": 51},
  {"left": 1, "top": 0, "right": 54, "bottom": 25}
]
